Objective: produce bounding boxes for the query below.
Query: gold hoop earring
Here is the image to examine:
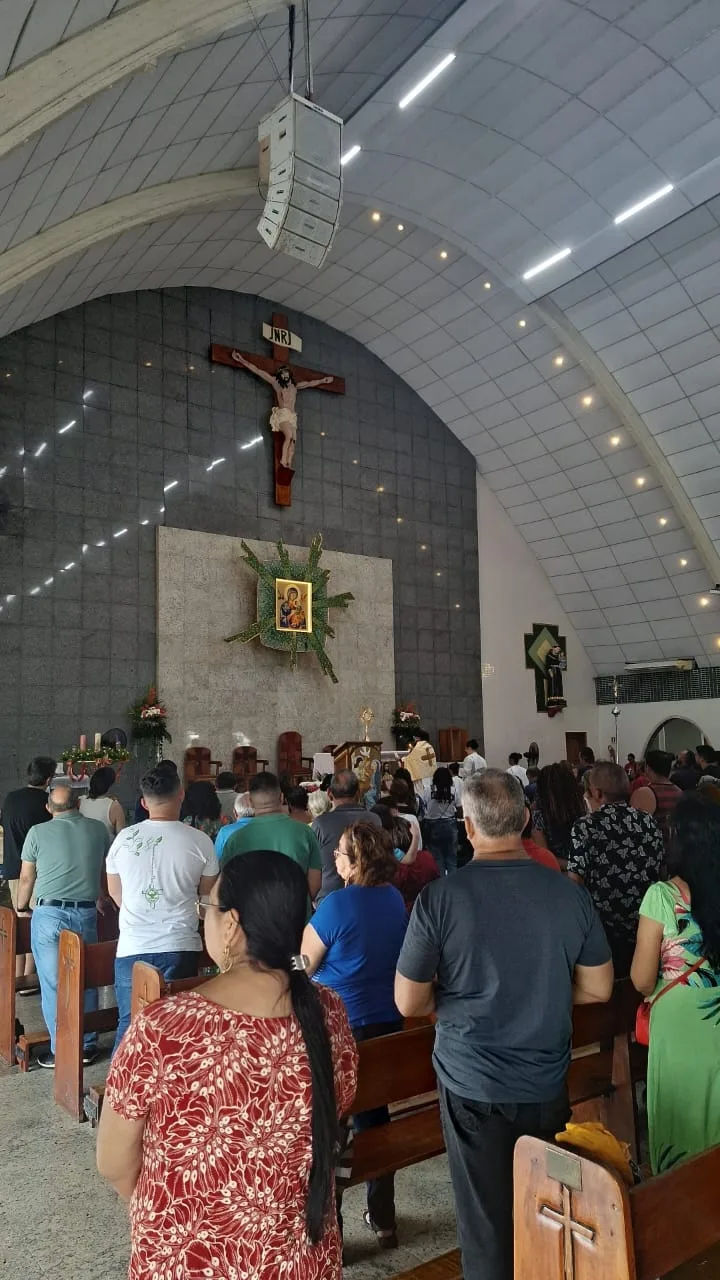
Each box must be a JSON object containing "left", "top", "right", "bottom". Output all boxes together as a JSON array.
[{"left": 221, "top": 944, "right": 233, "bottom": 974}]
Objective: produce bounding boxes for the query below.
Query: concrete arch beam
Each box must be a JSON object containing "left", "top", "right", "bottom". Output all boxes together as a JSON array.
[
  {"left": 0, "top": 0, "right": 281, "bottom": 161},
  {"left": 0, "top": 168, "right": 257, "bottom": 296}
]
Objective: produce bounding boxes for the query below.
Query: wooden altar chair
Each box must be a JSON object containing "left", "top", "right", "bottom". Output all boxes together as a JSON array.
[
  {"left": 232, "top": 746, "right": 269, "bottom": 789},
  {"left": 438, "top": 727, "right": 467, "bottom": 762},
  {"left": 277, "top": 732, "right": 313, "bottom": 784},
  {"left": 183, "top": 746, "right": 221, "bottom": 785}
]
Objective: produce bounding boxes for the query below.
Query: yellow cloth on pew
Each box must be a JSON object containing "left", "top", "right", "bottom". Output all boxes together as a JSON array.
[{"left": 555, "top": 1121, "right": 634, "bottom": 1186}]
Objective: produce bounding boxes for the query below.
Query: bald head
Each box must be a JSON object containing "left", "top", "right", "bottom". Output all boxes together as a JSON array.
[{"left": 48, "top": 785, "right": 78, "bottom": 814}]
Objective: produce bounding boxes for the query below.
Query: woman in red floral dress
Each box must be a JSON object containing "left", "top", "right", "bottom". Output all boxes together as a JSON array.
[{"left": 97, "top": 850, "right": 358, "bottom": 1279}]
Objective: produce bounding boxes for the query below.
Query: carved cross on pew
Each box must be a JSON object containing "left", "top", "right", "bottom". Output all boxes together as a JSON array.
[
  {"left": 210, "top": 312, "right": 345, "bottom": 507},
  {"left": 0, "top": 916, "right": 8, "bottom": 952},
  {"left": 540, "top": 1186, "right": 595, "bottom": 1280},
  {"left": 61, "top": 947, "right": 77, "bottom": 1014}
]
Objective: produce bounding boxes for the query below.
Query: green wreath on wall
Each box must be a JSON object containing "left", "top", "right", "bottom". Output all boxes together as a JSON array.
[{"left": 224, "top": 534, "right": 354, "bottom": 684}]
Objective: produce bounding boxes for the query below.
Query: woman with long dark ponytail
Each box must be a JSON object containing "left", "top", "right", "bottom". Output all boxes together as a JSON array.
[
  {"left": 97, "top": 850, "right": 358, "bottom": 1277},
  {"left": 631, "top": 793, "right": 720, "bottom": 1173}
]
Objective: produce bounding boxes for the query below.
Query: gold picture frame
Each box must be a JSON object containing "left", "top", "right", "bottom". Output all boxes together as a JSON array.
[{"left": 275, "top": 579, "right": 312, "bottom": 633}]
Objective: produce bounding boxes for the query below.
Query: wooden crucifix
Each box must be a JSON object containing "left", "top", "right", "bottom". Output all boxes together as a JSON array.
[{"left": 210, "top": 313, "right": 345, "bottom": 506}]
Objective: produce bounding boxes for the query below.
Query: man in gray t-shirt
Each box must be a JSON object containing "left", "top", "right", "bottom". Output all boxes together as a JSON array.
[
  {"left": 395, "top": 770, "right": 613, "bottom": 1280},
  {"left": 311, "top": 769, "right": 381, "bottom": 900}
]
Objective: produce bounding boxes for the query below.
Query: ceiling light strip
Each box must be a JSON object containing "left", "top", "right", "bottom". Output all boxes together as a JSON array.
[
  {"left": 613, "top": 184, "right": 674, "bottom": 226},
  {"left": 399, "top": 53, "right": 455, "bottom": 109},
  {"left": 522, "top": 247, "right": 572, "bottom": 281}
]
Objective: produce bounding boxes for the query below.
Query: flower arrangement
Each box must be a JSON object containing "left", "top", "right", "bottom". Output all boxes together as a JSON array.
[
  {"left": 61, "top": 746, "right": 131, "bottom": 765},
  {"left": 392, "top": 702, "right": 421, "bottom": 732},
  {"left": 130, "top": 687, "right": 172, "bottom": 744}
]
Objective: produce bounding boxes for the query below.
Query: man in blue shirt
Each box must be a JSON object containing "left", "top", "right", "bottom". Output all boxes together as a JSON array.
[
  {"left": 215, "top": 792, "right": 254, "bottom": 858},
  {"left": 395, "top": 770, "right": 613, "bottom": 1280}
]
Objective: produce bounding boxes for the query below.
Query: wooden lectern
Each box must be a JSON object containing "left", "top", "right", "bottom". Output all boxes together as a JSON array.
[{"left": 333, "top": 741, "right": 382, "bottom": 796}]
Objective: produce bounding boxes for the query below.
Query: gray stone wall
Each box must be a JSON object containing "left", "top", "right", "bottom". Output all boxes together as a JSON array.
[{"left": 0, "top": 287, "right": 482, "bottom": 799}]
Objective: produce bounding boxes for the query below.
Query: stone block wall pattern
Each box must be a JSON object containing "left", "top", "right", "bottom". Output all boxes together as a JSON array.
[
  {"left": 158, "top": 529, "right": 395, "bottom": 765},
  {"left": 0, "top": 287, "right": 482, "bottom": 799}
]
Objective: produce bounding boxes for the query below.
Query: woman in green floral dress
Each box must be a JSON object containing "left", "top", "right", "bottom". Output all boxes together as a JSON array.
[{"left": 631, "top": 793, "right": 720, "bottom": 1173}]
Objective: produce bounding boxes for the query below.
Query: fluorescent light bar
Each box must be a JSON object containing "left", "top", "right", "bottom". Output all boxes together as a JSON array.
[
  {"left": 30, "top": 587, "right": 40, "bottom": 595},
  {"left": 522, "top": 247, "right": 572, "bottom": 281},
  {"left": 82, "top": 544, "right": 88, "bottom": 552},
  {"left": 34, "top": 442, "right": 47, "bottom": 457},
  {"left": 206, "top": 457, "right": 226, "bottom": 471},
  {"left": 341, "top": 144, "right": 361, "bottom": 166},
  {"left": 63, "top": 562, "right": 75, "bottom": 571},
  {"left": 6, "top": 594, "right": 15, "bottom": 602},
  {"left": 399, "top": 53, "right": 455, "bottom": 109},
  {"left": 113, "top": 528, "right": 128, "bottom": 538},
  {"left": 0, "top": 467, "right": 6, "bottom": 478},
  {"left": 613, "top": 183, "right": 674, "bottom": 225},
  {"left": 163, "top": 480, "right": 178, "bottom": 492},
  {"left": 240, "top": 436, "right": 263, "bottom": 450},
  {"left": 44, "top": 578, "right": 54, "bottom": 586},
  {"left": 83, "top": 390, "right": 93, "bottom": 400},
  {"left": 58, "top": 420, "right": 76, "bottom": 434},
  {"left": 140, "top": 519, "right": 149, "bottom": 526},
  {"left": 96, "top": 540, "right": 106, "bottom": 547}
]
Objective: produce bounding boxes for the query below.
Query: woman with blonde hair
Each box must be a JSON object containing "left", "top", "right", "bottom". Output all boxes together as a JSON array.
[{"left": 302, "top": 823, "right": 408, "bottom": 1250}]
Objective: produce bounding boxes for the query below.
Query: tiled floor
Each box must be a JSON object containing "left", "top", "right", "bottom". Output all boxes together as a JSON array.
[{"left": 1, "top": 990, "right": 457, "bottom": 1280}]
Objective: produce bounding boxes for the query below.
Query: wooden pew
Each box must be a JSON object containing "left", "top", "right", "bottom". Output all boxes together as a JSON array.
[
  {"left": 514, "top": 1134, "right": 720, "bottom": 1280},
  {"left": 54, "top": 930, "right": 119, "bottom": 1120},
  {"left": 0, "top": 905, "right": 51, "bottom": 1068}
]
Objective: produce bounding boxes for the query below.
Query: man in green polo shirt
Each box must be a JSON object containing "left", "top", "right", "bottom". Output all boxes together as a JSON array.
[
  {"left": 221, "top": 771, "right": 322, "bottom": 901},
  {"left": 16, "top": 784, "right": 109, "bottom": 1068}
]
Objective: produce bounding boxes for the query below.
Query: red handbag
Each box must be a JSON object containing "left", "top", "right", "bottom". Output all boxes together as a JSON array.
[{"left": 635, "top": 955, "right": 705, "bottom": 1046}]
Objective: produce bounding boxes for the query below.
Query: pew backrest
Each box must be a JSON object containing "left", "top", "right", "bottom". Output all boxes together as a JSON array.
[
  {"left": 54, "top": 929, "right": 117, "bottom": 1120},
  {"left": 353, "top": 1025, "right": 437, "bottom": 1114},
  {"left": 0, "top": 906, "right": 33, "bottom": 1066},
  {"left": 130, "top": 961, "right": 210, "bottom": 1021},
  {"left": 514, "top": 1135, "right": 720, "bottom": 1280}
]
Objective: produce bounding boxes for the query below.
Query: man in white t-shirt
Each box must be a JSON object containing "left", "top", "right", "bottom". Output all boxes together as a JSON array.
[
  {"left": 461, "top": 739, "right": 487, "bottom": 780},
  {"left": 507, "top": 752, "right": 529, "bottom": 789},
  {"left": 106, "top": 765, "right": 219, "bottom": 1054}
]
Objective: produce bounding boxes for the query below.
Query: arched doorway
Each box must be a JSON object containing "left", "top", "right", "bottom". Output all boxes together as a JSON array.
[{"left": 643, "top": 718, "right": 710, "bottom": 758}]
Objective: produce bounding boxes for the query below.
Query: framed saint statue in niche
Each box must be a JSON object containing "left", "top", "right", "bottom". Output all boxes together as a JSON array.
[{"left": 275, "top": 579, "right": 312, "bottom": 633}]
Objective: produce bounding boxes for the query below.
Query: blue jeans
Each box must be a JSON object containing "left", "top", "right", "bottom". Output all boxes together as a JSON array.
[
  {"left": 31, "top": 905, "right": 98, "bottom": 1054},
  {"left": 113, "top": 951, "right": 199, "bottom": 1055},
  {"left": 423, "top": 818, "right": 458, "bottom": 874}
]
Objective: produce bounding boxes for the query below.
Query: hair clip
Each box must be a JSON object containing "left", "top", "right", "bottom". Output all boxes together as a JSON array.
[{"left": 290, "top": 954, "right": 310, "bottom": 972}]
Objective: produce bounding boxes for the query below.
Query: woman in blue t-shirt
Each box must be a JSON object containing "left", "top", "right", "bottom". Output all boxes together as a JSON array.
[{"left": 302, "top": 822, "right": 408, "bottom": 1251}]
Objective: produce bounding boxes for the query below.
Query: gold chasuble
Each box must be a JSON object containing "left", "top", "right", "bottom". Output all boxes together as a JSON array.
[{"left": 404, "top": 740, "right": 437, "bottom": 784}]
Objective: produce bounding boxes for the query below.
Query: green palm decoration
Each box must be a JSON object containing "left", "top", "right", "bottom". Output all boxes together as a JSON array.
[{"left": 225, "top": 535, "right": 354, "bottom": 684}]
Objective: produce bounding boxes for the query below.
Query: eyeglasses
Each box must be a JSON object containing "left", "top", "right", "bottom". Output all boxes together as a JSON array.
[{"left": 196, "top": 898, "right": 221, "bottom": 920}]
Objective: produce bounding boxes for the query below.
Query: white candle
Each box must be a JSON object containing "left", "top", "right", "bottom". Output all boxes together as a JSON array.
[
  {"left": 79, "top": 734, "right": 87, "bottom": 751},
  {"left": 94, "top": 732, "right": 102, "bottom": 751}
]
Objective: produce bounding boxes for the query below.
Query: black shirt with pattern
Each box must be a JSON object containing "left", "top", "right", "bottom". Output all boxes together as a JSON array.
[{"left": 567, "top": 802, "right": 664, "bottom": 945}]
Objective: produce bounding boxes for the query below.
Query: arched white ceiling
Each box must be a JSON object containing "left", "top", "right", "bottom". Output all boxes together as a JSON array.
[{"left": 2, "top": 0, "right": 720, "bottom": 670}]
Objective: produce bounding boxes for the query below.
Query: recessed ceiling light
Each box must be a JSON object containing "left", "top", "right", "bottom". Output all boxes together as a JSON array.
[
  {"left": 320, "top": 431, "right": 326, "bottom": 437},
  {"left": 613, "top": 183, "right": 674, "bottom": 226},
  {"left": 610, "top": 435, "right": 621, "bottom": 446},
  {"left": 517, "top": 319, "right": 526, "bottom": 328},
  {"left": 522, "top": 247, "right": 572, "bottom": 281},
  {"left": 4, "top": 372, "right": 11, "bottom": 379},
  {"left": 680, "top": 558, "right": 688, "bottom": 567},
  {"left": 57, "top": 359, "right": 63, "bottom": 366},
  {"left": 377, "top": 485, "right": 384, "bottom": 492},
  {"left": 340, "top": 144, "right": 361, "bottom": 166},
  {"left": 635, "top": 476, "right": 646, "bottom": 486},
  {"left": 371, "top": 212, "right": 381, "bottom": 223},
  {"left": 398, "top": 52, "right": 456, "bottom": 110},
  {"left": 658, "top": 516, "right": 668, "bottom": 527},
  {"left": 582, "top": 395, "right": 594, "bottom": 407},
  {"left": 700, "top": 597, "right": 710, "bottom": 607},
  {"left": 144, "top": 361, "right": 152, "bottom": 367},
  {"left": 440, "top": 250, "right": 448, "bottom": 259},
  {"left": 396, "top": 516, "right": 403, "bottom": 523},
  {"left": 420, "top": 544, "right": 427, "bottom": 550},
  {"left": 483, "top": 281, "right": 492, "bottom": 290},
  {"left": 352, "top": 458, "right": 358, "bottom": 464},
  {"left": 553, "top": 355, "right": 565, "bottom": 367},
  {"left": 397, "top": 223, "right": 404, "bottom": 232},
  {"left": 715, "top": 637, "right": 720, "bottom": 648},
  {"left": 455, "top": 603, "right": 461, "bottom": 609},
  {"left": 435, "top": 570, "right": 442, "bottom": 577}
]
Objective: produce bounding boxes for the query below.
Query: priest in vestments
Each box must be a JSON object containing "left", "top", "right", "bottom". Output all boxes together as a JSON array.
[{"left": 404, "top": 734, "right": 437, "bottom": 803}]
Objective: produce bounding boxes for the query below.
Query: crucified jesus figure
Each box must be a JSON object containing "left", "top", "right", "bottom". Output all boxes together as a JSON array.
[{"left": 231, "top": 351, "right": 333, "bottom": 470}]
